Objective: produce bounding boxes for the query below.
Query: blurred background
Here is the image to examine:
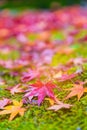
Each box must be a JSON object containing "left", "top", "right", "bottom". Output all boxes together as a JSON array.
[{"left": 0, "top": 0, "right": 86, "bottom": 9}]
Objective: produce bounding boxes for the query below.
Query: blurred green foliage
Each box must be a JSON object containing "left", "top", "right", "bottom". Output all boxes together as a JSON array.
[{"left": 0, "top": 0, "right": 81, "bottom": 9}]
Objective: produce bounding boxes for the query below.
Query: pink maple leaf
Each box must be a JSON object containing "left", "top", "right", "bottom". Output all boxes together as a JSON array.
[
  {"left": 6, "top": 84, "right": 24, "bottom": 95},
  {"left": 0, "top": 98, "right": 11, "bottom": 109},
  {"left": 21, "top": 69, "right": 40, "bottom": 82},
  {"left": 24, "top": 81, "right": 56, "bottom": 105},
  {"left": 58, "top": 73, "right": 77, "bottom": 82}
]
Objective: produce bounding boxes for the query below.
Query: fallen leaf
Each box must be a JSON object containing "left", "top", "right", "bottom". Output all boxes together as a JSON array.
[
  {"left": 57, "top": 46, "right": 74, "bottom": 55},
  {"left": 21, "top": 69, "right": 39, "bottom": 82},
  {"left": 47, "top": 102, "right": 72, "bottom": 111},
  {"left": 6, "top": 84, "right": 24, "bottom": 95},
  {"left": 45, "top": 98, "right": 55, "bottom": 106},
  {"left": 65, "top": 81, "right": 87, "bottom": 100},
  {"left": 53, "top": 71, "right": 63, "bottom": 79},
  {"left": 0, "top": 78, "right": 5, "bottom": 85},
  {"left": 0, "top": 100, "right": 26, "bottom": 121},
  {"left": 24, "top": 81, "right": 57, "bottom": 105},
  {"left": 58, "top": 73, "right": 77, "bottom": 82},
  {"left": 0, "top": 98, "right": 11, "bottom": 109}
]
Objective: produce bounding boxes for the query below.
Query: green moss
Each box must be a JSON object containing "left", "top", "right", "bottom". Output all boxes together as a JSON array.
[
  {"left": 0, "top": 30, "right": 87, "bottom": 130},
  {"left": 51, "top": 31, "right": 65, "bottom": 40},
  {"left": 0, "top": 50, "right": 20, "bottom": 60}
]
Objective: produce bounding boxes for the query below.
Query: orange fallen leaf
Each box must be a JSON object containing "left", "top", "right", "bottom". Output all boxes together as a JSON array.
[
  {"left": 65, "top": 81, "right": 87, "bottom": 100},
  {"left": 0, "top": 100, "right": 26, "bottom": 121},
  {"left": 57, "top": 46, "right": 74, "bottom": 55}
]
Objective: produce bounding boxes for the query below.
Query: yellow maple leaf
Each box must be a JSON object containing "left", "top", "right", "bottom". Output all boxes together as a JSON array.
[
  {"left": 53, "top": 71, "right": 63, "bottom": 79},
  {"left": 0, "top": 100, "right": 26, "bottom": 121},
  {"left": 45, "top": 95, "right": 60, "bottom": 106},
  {"left": 45, "top": 98, "right": 55, "bottom": 106}
]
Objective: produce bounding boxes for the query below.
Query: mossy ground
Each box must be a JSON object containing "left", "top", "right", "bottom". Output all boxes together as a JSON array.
[{"left": 0, "top": 29, "right": 87, "bottom": 130}]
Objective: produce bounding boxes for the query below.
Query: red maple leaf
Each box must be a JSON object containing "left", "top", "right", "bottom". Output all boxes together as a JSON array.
[{"left": 24, "top": 81, "right": 56, "bottom": 105}]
